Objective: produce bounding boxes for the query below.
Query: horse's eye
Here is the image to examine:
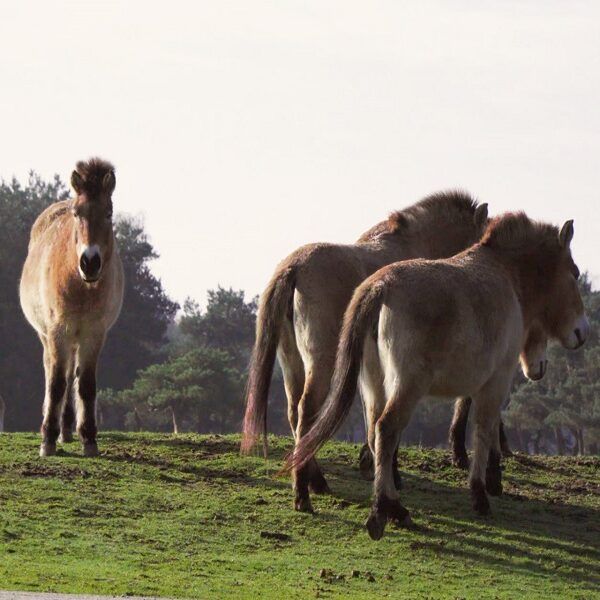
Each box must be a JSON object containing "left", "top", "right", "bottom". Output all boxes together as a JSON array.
[{"left": 106, "top": 212, "right": 113, "bottom": 220}]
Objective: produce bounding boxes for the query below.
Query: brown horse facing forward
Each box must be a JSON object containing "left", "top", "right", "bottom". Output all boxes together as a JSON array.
[
  {"left": 289, "top": 212, "right": 589, "bottom": 539},
  {"left": 242, "top": 191, "right": 489, "bottom": 512},
  {"left": 20, "top": 158, "right": 124, "bottom": 457}
]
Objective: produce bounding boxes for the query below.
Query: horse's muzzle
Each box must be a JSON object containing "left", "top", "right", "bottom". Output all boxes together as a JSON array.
[{"left": 79, "top": 247, "right": 102, "bottom": 282}]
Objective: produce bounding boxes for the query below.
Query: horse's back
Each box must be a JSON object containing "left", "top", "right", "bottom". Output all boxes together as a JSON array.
[{"left": 29, "top": 200, "right": 70, "bottom": 246}]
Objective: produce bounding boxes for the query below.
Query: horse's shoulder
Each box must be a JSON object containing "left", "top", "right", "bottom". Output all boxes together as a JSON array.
[{"left": 30, "top": 200, "right": 71, "bottom": 241}]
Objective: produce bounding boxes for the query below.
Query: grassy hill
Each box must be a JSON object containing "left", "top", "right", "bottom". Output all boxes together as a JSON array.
[{"left": 0, "top": 433, "right": 598, "bottom": 599}]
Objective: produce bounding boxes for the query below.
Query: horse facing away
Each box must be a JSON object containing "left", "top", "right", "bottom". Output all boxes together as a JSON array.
[
  {"left": 20, "top": 158, "right": 124, "bottom": 457},
  {"left": 242, "top": 190, "right": 489, "bottom": 512},
  {"left": 289, "top": 212, "right": 588, "bottom": 539}
]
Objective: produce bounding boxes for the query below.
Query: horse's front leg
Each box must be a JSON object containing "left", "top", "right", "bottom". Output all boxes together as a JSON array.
[
  {"left": 59, "top": 360, "right": 76, "bottom": 443},
  {"left": 75, "top": 334, "right": 105, "bottom": 457},
  {"left": 40, "top": 334, "right": 69, "bottom": 457}
]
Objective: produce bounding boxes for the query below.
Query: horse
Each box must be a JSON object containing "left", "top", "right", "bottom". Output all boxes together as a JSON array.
[
  {"left": 289, "top": 212, "right": 588, "bottom": 539},
  {"left": 448, "top": 321, "right": 549, "bottom": 469},
  {"left": 242, "top": 190, "right": 490, "bottom": 512},
  {"left": 20, "top": 158, "right": 124, "bottom": 457}
]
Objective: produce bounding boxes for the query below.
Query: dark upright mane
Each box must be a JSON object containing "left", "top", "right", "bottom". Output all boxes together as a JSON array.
[
  {"left": 73, "top": 158, "right": 115, "bottom": 198},
  {"left": 358, "top": 190, "right": 480, "bottom": 243},
  {"left": 481, "top": 213, "right": 559, "bottom": 251}
]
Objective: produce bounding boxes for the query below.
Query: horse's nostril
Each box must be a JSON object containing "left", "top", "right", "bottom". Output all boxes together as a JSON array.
[
  {"left": 574, "top": 328, "right": 583, "bottom": 346},
  {"left": 80, "top": 252, "right": 101, "bottom": 278}
]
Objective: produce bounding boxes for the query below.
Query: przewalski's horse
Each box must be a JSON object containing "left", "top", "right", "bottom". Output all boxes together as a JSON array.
[
  {"left": 20, "top": 158, "right": 124, "bottom": 457},
  {"left": 448, "top": 321, "right": 550, "bottom": 469},
  {"left": 289, "top": 213, "right": 588, "bottom": 539},
  {"left": 242, "top": 191, "right": 489, "bottom": 512}
]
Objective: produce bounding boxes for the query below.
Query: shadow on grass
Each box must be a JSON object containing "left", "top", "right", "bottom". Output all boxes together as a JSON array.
[
  {"left": 313, "top": 455, "right": 600, "bottom": 590},
  {"left": 96, "top": 433, "right": 292, "bottom": 493},
  {"left": 32, "top": 432, "right": 599, "bottom": 590}
]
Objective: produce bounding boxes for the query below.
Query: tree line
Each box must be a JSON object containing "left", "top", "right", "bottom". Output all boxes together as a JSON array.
[{"left": 1, "top": 174, "right": 598, "bottom": 454}]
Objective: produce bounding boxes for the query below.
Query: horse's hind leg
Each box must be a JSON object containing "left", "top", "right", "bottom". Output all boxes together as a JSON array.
[
  {"left": 293, "top": 365, "right": 334, "bottom": 512},
  {"left": 359, "top": 335, "right": 402, "bottom": 489},
  {"left": 449, "top": 397, "right": 472, "bottom": 469},
  {"left": 59, "top": 358, "right": 76, "bottom": 443},
  {"left": 469, "top": 386, "right": 507, "bottom": 515},
  {"left": 366, "top": 386, "right": 420, "bottom": 540},
  {"left": 278, "top": 319, "right": 305, "bottom": 439},
  {"left": 279, "top": 319, "right": 329, "bottom": 502},
  {"left": 40, "top": 333, "right": 69, "bottom": 457},
  {"left": 486, "top": 414, "right": 503, "bottom": 497},
  {"left": 75, "top": 333, "right": 105, "bottom": 457}
]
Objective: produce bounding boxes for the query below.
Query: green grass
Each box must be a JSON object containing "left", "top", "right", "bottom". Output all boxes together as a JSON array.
[{"left": 0, "top": 433, "right": 598, "bottom": 599}]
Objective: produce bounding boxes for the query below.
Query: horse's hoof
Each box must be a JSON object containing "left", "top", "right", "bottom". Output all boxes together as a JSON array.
[
  {"left": 58, "top": 431, "right": 73, "bottom": 444},
  {"left": 452, "top": 453, "right": 470, "bottom": 470},
  {"left": 309, "top": 473, "right": 331, "bottom": 495},
  {"left": 294, "top": 496, "right": 314, "bottom": 514},
  {"left": 393, "top": 470, "right": 403, "bottom": 491},
  {"left": 365, "top": 511, "right": 386, "bottom": 540},
  {"left": 358, "top": 444, "right": 374, "bottom": 481},
  {"left": 39, "top": 442, "right": 56, "bottom": 457},
  {"left": 83, "top": 442, "right": 99, "bottom": 457}
]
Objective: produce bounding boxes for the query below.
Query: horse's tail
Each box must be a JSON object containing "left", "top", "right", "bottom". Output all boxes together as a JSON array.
[
  {"left": 241, "top": 263, "right": 297, "bottom": 456},
  {"left": 286, "top": 275, "right": 387, "bottom": 472}
]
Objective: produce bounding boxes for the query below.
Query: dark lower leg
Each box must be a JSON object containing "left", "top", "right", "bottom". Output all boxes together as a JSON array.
[
  {"left": 293, "top": 379, "right": 330, "bottom": 510},
  {"left": 367, "top": 415, "right": 409, "bottom": 540},
  {"left": 470, "top": 479, "right": 491, "bottom": 515},
  {"left": 41, "top": 367, "right": 67, "bottom": 456},
  {"left": 499, "top": 420, "right": 512, "bottom": 456},
  {"left": 60, "top": 381, "right": 75, "bottom": 443},
  {"left": 359, "top": 443, "right": 374, "bottom": 480},
  {"left": 76, "top": 367, "right": 98, "bottom": 456},
  {"left": 450, "top": 397, "right": 471, "bottom": 469},
  {"left": 293, "top": 464, "right": 313, "bottom": 512},
  {"left": 485, "top": 447, "right": 503, "bottom": 496},
  {"left": 307, "top": 458, "right": 330, "bottom": 494}
]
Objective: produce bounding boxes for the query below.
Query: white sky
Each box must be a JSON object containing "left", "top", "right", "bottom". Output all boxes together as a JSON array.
[{"left": 1, "top": 1, "right": 599, "bottom": 306}]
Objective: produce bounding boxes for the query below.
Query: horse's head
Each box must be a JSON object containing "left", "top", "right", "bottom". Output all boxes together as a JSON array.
[
  {"left": 519, "top": 322, "right": 548, "bottom": 381},
  {"left": 70, "top": 158, "right": 116, "bottom": 283},
  {"left": 542, "top": 220, "right": 589, "bottom": 350},
  {"left": 482, "top": 213, "right": 590, "bottom": 353}
]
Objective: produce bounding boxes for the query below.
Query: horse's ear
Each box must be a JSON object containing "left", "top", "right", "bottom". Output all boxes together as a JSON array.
[
  {"left": 559, "top": 220, "right": 574, "bottom": 248},
  {"left": 474, "top": 203, "right": 488, "bottom": 228},
  {"left": 71, "top": 170, "right": 84, "bottom": 194},
  {"left": 103, "top": 171, "right": 116, "bottom": 195}
]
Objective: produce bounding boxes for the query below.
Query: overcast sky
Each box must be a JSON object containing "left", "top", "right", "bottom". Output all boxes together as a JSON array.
[{"left": 1, "top": 1, "right": 598, "bottom": 306}]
